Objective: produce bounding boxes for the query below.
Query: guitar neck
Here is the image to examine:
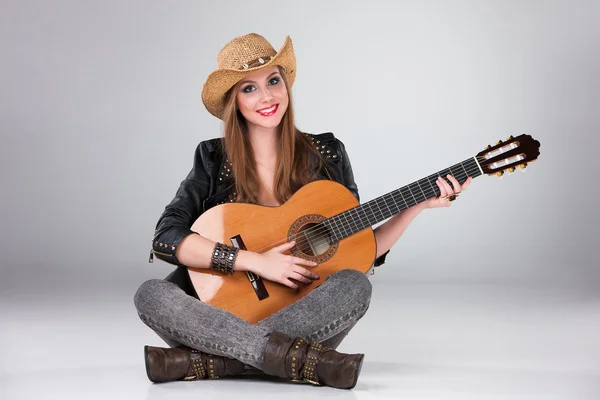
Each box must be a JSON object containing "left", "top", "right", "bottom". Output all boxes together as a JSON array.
[{"left": 324, "top": 157, "right": 483, "bottom": 242}]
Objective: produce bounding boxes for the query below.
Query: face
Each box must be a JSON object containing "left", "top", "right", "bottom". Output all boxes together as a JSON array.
[{"left": 235, "top": 65, "right": 289, "bottom": 131}]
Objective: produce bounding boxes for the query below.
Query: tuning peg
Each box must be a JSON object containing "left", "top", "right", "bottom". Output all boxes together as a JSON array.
[
  {"left": 496, "top": 140, "right": 503, "bottom": 145},
  {"left": 496, "top": 171, "right": 504, "bottom": 177},
  {"left": 508, "top": 167, "right": 515, "bottom": 173},
  {"left": 506, "top": 135, "right": 514, "bottom": 141},
  {"left": 519, "top": 163, "right": 527, "bottom": 171},
  {"left": 485, "top": 145, "right": 491, "bottom": 150}
]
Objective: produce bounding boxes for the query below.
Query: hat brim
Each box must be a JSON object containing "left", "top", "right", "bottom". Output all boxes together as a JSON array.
[{"left": 201, "top": 35, "right": 296, "bottom": 120}]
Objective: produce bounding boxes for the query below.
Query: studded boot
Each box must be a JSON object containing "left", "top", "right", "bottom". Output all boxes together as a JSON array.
[
  {"left": 144, "top": 345, "right": 246, "bottom": 383},
  {"left": 262, "top": 332, "right": 364, "bottom": 389}
]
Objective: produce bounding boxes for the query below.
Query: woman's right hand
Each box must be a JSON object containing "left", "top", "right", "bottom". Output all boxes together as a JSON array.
[{"left": 246, "top": 241, "right": 320, "bottom": 289}]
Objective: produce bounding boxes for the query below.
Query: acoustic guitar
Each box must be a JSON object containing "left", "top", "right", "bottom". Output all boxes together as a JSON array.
[{"left": 188, "top": 134, "right": 541, "bottom": 324}]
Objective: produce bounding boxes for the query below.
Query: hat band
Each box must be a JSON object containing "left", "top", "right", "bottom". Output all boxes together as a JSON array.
[{"left": 239, "top": 55, "right": 275, "bottom": 70}]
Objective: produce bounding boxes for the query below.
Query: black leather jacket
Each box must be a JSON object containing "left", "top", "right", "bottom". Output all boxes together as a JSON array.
[{"left": 150, "top": 132, "right": 389, "bottom": 298}]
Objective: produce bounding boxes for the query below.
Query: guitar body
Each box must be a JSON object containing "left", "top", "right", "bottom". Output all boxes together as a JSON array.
[{"left": 188, "top": 180, "right": 377, "bottom": 324}]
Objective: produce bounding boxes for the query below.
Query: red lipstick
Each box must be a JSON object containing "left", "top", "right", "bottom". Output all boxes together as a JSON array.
[{"left": 256, "top": 104, "right": 279, "bottom": 117}]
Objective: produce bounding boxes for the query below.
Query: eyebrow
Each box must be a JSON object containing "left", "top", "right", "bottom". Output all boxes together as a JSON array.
[{"left": 239, "top": 71, "right": 280, "bottom": 85}]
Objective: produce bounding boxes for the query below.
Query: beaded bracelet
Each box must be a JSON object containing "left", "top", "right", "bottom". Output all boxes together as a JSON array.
[{"left": 210, "top": 242, "right": 238, "bottom": 275}]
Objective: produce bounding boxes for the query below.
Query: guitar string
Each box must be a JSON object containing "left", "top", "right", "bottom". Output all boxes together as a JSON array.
[
  {"left": 251, "top": 145, "right": 530, "bottom": 256},
  {"left": 277, "top": 163, "right": 483, "bottom": 254},
  {"left": 250, "top": 161, "right": 484, "bottom": 255},
  {"left": 248, "top": 159, "right": 490, "bottom": 255}
]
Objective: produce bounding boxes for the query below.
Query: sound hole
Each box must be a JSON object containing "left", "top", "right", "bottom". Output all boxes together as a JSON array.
[
  {"left": 288, "top": 214, "right": 338, "bottom": 262},
  {"left": 294, "top": 222, "right": 331, "bottom": 256}
]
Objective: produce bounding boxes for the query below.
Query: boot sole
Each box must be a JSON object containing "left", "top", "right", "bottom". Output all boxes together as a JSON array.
[{"left": 349, "top": 354, "right": 364, "bottom": 389}]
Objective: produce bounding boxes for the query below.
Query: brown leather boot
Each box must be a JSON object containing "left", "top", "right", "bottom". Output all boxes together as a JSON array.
[
  {"left": 262, "top": 332, "right": 364, "bottom": 389},
  {"left": 144, "top": 345, "right": 246, "bottom": 383}
]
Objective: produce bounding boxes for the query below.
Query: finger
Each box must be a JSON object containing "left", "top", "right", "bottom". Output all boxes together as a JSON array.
[
  {"left": 461, "top": 176, "right": 472, "bottom": 190},
  {"left": 436, "top": 177, "right": 448, "bottom": 197},
  {"left": 447, "top": 175, "right": 461, "bottom": 192},
  {"left": 293, "top": 266, "right": 319, "bottom": 280},
  {"left": 283, "top": 279, "right": 299, "bottom": 290},
  {"left": 291, "top": 271, "right": 313, "bottom": 284},
  {"left": 274, "top": 240, "right": 296, "bottom": 253},
  {"left": 438, "top": 176, "right": 453, "bottom": 195},
  {"left": 292, "top": 257, "right": 318, "bottom": 268}
]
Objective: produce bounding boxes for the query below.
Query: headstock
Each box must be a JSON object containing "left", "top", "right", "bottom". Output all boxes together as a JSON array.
[{"left": 476, "top": 134, "right": 540, "bottom": 177}]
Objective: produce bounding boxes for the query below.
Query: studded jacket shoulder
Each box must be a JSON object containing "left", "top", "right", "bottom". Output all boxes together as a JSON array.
[{"left": 149, "top": 132, "right": 389, "bottom": 272}]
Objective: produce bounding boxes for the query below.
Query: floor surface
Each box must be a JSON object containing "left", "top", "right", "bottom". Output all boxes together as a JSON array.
[{"left": 2, "top": 278, "right": 599, "bottom": 399}]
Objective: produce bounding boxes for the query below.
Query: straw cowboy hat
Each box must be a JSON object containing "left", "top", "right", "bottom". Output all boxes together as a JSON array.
[{"left": 201, "top": 33, "right": 297, "bottom": 120}]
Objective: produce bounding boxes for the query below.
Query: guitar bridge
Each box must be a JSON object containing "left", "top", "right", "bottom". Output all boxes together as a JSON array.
[{"left": 230, "top": 234, "right": 269, "bottom": 301}]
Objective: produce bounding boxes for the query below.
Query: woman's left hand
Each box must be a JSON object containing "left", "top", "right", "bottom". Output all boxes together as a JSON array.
[{"left": 424, "top": 174, "right": 472, "bottom": 209}]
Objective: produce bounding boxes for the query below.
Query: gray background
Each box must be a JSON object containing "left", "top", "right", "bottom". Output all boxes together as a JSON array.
[{"left": 1, "top": 1, "right": 599, "bottom": 399}]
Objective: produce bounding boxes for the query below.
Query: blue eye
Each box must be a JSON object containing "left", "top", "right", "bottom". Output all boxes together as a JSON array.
[
  {"left": 242, "top": 85, "right": 256, "bottom": 93},
  {"left": 269, "top": 77, "right": 280, "bottom": 85}
]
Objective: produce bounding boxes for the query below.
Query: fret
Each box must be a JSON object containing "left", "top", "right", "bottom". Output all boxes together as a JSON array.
[
  {"left": 339, "top": 211, "right": 351, "bottom": 234},
  {"left": 366, "top": 204, "right": 377, "bottom": 225},
  {"left": 400, "top": 186, "right": 415, "bottom": 208},
  {"left": 357, "top": 207, "right": 369, "bottom": 231},
  {"left": 348, "top": 208, "right": 362, "bottom": 233},
  {"left": 405, "top": 185, "right": 418, "bottom": 205},
  {"left": 369, "top": 203, "right": 379, "bottom": 226},
  {"left": 373, "top": 200, "right": 383, "bottom": 222},
  {"left": 426, "top": 176, "right": 437, "bottom": 197},
  {"left": 384, "top": 196, "right": 393, "bottom": 216},
  {"left": 380, "top": 197, "right": 392, "bottom": 219},
  {"left": 470, "top": 159, "right": 482, "bottom": 178},
  {"left": 369, "top": 201, "right": 382, "bottom": 223},
  {"left": 466, "top": 160, "right": 476, "bottom": 178},
  {"left": 364, "top": 202, "right": 375, "bottom": 227},
  {"left": 357, "top": 204, "right": 372, "bottom": 227},
  {"left": 448, "top": 165, "right": 461, "bottom": 182},
  {"left": 381, "top": 198, "right": 391, "bottom": 219},
  {"left": 416, "top": 180, "right": 427, "bottom": 199},
  {"left": 352, "top": 208, "right": 366, "bottom": 232},
  {"left": 426, "top": 177, "right": 436, "bottom": 197},
  {"left": 345, "top": 209, "right": 355, "bottom": 234},
  {"left": 385, "top": 193, "right": 400, "bottom": 215},
  {"left": 355, "top": 208, "right": 364, "bottom": 231},
  {"left": 350, "top": 211, "right": 359, "bottom": 233},
  {"left": 330, "top": 215, "right": 343, "bottom": 241},
  {"left": 374, "top": 199, "right": 385, "bottom": 221},
  {"left": 408, "top": 183, "right": 425, "bottom": 203},
  {"left": 396, "top": 189, "right": 409, "bottom": 209},
  {"left": 323, "top": 219, "right": 338, "bottom": 244},
  {"left": 388, "top": 193, "right": 400, "bottom": 214},
  {"left": 340, "top": 212, "right": 352, "bottom": 236},
  {"left": 335, "top": 218, "right": 344, "bottom": 242},
  {"left": 459, "top": 162, "right": 468, "bottom": 180},
  {"left": 325, "top": 217, "right": 335, "bottom": 243}
]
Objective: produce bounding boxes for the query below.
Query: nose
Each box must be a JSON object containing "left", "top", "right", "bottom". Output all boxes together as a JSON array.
[{"left": 260, "top": 87, "right": 274, "bottom": 103}]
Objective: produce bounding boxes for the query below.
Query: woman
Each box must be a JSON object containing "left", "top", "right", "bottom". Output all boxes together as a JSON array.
[{"left": 134, "top": 33, "right": 471, "bottom": 390}]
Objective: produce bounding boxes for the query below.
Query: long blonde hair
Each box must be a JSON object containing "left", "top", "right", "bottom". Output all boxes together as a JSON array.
[{"left": 221, "top": 66, "right": 323, "bottom": 205}]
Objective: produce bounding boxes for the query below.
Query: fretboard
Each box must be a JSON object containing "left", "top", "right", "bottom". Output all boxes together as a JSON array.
[{"left": 323, "top": 157, "right": 483, "bottom": 243}]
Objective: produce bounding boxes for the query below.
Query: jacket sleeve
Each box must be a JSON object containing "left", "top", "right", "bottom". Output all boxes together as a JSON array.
[
  {"left": 151, "top": 143, "right": 211, "bottom": 266},
  {"left": 337, "top": 138, "right": 390, "bottom": 267}
]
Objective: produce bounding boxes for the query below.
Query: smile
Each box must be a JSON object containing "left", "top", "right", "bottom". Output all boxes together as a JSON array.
[{"left": 257, "top": 104, "right": 279, "bottom": 116}]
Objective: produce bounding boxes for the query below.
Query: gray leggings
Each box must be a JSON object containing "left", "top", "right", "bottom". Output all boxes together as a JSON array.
[{"left": 133, "top": 269, "right": 372, "bottom": 369}]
